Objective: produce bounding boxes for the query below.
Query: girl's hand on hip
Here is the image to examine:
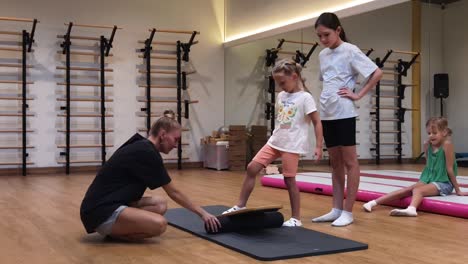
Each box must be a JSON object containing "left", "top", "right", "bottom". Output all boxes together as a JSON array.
[
  {"left": 314, "top": 147, "right": 323, "bottom": 162},
  {"left": 338, "top": 87, "right": 360, "bottom": 101}
]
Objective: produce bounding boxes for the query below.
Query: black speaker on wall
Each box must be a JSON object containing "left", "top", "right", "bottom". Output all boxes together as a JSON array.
[{"left": 434, "top": 73, "right": 449, "bottom": 98}]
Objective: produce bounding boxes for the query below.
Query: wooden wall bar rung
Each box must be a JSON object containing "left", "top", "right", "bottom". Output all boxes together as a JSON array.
[
  {"left": 0, "top": 129, "right": 34, "bottom": 133},
  {"left": 137, "top": 84, "right": 178, "bottom": 89},
  {"left": 0, "top": 16, "right": 38, "bottom": 23},
  {"left": 372, "top": 130, "right": 401, "bottom": 133},
  {"left": 137, "top": 40, "right": 199, "bottom": 46},
  {"left": 372, "top": 142, "right": 401, "bottom": 145},
  {"left": 57, "top": 144, "right": 114, "bottom": 148},
  {"left": 389, "top": 49, "right": 419, "bottom": 55},
  {"left": 372, "top": 154, "right": 402, "bottom": 157},
  {"left": 57, "top": 129, "right": 113, "bottom": 133},
  {"left": 137, "top": 55, "right": 176, "bottom": 60},
  {"left": 278, "top": 50, "right": 297, "bottom": 55},
  {"left": 163, "top": 157, "right": 190, "bottom": 161},
  {"left": 371, "top": 106, "right": 401, "bottom": 110},
  {"left": 136, "top": 112, "right": 186, "bottom": 117},
  {"left": 0, "top": 63, "right": 33, "bottom": 68},
  {"left": 58, "top": 113, "right": 113, "bottom": 117},
  {"left": 0, "top": 80, "right": 33, "bottom": 84},
  {"left": 380, "top": 82, "right": 418, "bottom": 87},
  {"left": 0, "top": 161, "right": 34, "bottom": 165},
  {"left": 382, "top": 71, "right": 399, "bottom": 75},
  {"left": 57, "top": 35, "right": 100, "bottom": 41},
  {"left": 0, "top": 146, "right": 34, "bottom": 149},
  {"left": 57, "top": 97, "right": 113, "bottom": 102},
  {"left": 56, "top": 82, "right": 113, "bottom": 87},
  {"left": 138, "top": 70, "right": 196, "bottom": 75},
  {"left": 65, "top": 22, "right": 122, "bottom": 30},
  {"left": 0, "top": 95, "right": 34, "bottom": 100},
  {"left": 150, "top": 50, "right": 177, "bottom": 55},
  {"left": 281, "top": 39, "right": 317, "bottom": 45},
  {"left": 0, "top": 47, "right": 34, "bottom": 52},
  {"left": 371, "top": 118, "right": 400, "bottom": 122},
  {"left": 372, "top": 95, "right": 400, "bottom": 98},
  {"left": 149, "top": 28, "right": 200, "bottom": 35},
  {"left": 137, "top": 98, "right": 199, "bottom": 104},
  {"left": 56, "top": 66, "right": 113, "bottom": 72},
  {"left": 57, "top": 160, "right": 101, "bottom": 164},
  {"left": 56, "top": 51, "right": 113, "bottom": 56},
  {"left": 0, "top": 31, "right": 22, "bottom": 36},
  {"left": 0, "top": 112, "right": 34, "bottom": 116},
  {"left": 386, "top": 60, "right": 420, "bottom": 64}
]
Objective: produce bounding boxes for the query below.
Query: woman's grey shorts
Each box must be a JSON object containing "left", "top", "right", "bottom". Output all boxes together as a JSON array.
[
  {"left": 431, "top": 181, "right": 454, "bottom": 196},
  {"left": 95, "top": 205, "right": 128, "bottom": 236}
]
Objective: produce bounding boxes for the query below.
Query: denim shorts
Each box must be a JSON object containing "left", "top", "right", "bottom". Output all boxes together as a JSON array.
[
  {"left": 431, "top": 182, "right": 454, "bottom": 196},
  {"left": 95, "top": 205, "right": 128, "bottom": 236}
]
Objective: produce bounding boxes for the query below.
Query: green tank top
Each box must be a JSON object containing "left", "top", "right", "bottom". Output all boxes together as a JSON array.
[{"left": 420, "top": 144, "right": 457, "bottom": 183}]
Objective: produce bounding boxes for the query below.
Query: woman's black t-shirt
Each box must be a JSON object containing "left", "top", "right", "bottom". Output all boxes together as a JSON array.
[{"left": 80, "top": 133, "right": 171, "bottom": 233}]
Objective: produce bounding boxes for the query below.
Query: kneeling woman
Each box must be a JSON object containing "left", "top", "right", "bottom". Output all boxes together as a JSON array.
[{"left": 80, "top": 111, "right": 220, "bottom": 241}]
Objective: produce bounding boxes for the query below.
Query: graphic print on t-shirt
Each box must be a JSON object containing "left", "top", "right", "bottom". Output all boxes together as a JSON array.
[{"left": 277, "top": 99, "right": 297, "bottom": 129}]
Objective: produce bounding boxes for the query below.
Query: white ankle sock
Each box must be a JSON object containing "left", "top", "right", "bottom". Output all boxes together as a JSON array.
[
  {"left": 390, "top": 206, "right": 418, "bottom": 217},
  {"left": 312, "top": 208, "right": 342, "bottom": 222},
  {"left": 332, "top": 211, "right": 354, "bottom": 227},
  {"left": 363, "top": 200, "right": 377, "bottom": 212}
]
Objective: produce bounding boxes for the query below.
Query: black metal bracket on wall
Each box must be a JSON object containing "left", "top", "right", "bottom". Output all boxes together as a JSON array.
[
  {"left": 176, "top": 41, "right": 183, "bottom": 170},
  {"left": 140, "top": 29, "right": 156, "bottom": 132},
  {"left": 177, "top": 32, "right": 198, "bottom": 170},
  {"left": 99, "top": 26, "right": 117, "bottom": 167},
  {"left": 294, "top": 42, "right": 319, "bottom": 67},
  {"left": 59, "top": 23, "right": 73, "bottom": 174},
  {"left": 59, "top": 24, "right": 117, "bottom": 174},
  {"left": 21, "top": 27, "right": 35, "bottom": 176},
  {"left": 394, "top": 53, "right": 418, "bottom": 163}
]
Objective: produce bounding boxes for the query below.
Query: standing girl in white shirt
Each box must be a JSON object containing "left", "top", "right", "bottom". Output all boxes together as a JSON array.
[
  {"left": 312, "top": 12, "right": 383, "bottom": 227},
  {"left": 223, "top": 59, "right": 323, "bottom": 227}
]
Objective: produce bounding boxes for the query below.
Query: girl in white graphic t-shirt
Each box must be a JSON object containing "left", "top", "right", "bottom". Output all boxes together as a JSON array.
[
  {"left": 223, "top": 59, "right": 323, "bottom": 227},
  {"left": 312, "top": 12, "right": 383, "bottom": 227}
]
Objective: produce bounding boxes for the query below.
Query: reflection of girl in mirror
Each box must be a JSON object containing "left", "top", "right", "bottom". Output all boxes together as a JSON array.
[
  {"left": 223, "top": 59, "right": 323, "bottom": 227},
  {"left": 312, "top": 12, "right": 383, "bottom": 227},
  {"left": 363, "top": 117, "right": 468, "bottom": 216}
]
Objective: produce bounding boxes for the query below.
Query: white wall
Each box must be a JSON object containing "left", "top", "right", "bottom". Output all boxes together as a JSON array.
[
  {"left": 442, "top": 0, "right": 468, "bottom": 152},
  {"left": 421, "top": 3, "right": 443, "bottom": 144},
  {"left": 0, "top": 0, "right": 225, "bottom": 167},
  {"left": 225, "top": 1, "right": 414, "bottom": 159},
  {"left": 420, "top": 0, "right": 468, "bottom": 153},
  {"left": 224, "top": 0, "right": 408, "bottom": 45},
  {"left": 226, "top": 0, "right": 359, "bottom": 38}
]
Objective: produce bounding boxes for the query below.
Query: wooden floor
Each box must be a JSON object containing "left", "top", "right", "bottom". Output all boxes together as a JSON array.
[{"left": 1, "top": 164, "right": 467, "bottom": 264}]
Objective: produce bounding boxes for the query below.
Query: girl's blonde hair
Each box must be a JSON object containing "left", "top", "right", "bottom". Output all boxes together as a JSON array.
[
  {"left": 426, "top": 116, "right": 451, "bottom": 136},
  {"left": 149, "top": 110, "right": 181, "bottom": 137},
  {"left": 272, "top": 58, "right": 310, "bottom": 92}
]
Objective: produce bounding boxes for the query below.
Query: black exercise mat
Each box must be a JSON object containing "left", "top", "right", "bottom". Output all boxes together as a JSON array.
[{"left": 165, "top": 205, "right": 368, "bottom": 261}]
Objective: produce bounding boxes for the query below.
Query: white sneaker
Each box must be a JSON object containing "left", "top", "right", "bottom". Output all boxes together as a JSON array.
[
  {"left": 222, "top": 205, "right": 246, "bottom": 214},
  {"left": 282, "top": 218, "right": 302, "bottom": 227}
]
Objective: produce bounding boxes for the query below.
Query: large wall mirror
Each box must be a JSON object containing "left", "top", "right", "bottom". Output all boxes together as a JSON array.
[{"left": 224, "top": 0, "right": 467, "bottom": 163}]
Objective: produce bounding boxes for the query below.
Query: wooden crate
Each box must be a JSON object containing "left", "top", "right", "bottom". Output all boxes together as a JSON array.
[{"left": 228, "top": 125, "right": 247, "bottom": 171}]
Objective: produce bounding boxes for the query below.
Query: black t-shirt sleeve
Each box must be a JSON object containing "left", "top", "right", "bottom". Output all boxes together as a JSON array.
[{"left": 130, "top": 147, "right": 171, "bottom": 189}]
